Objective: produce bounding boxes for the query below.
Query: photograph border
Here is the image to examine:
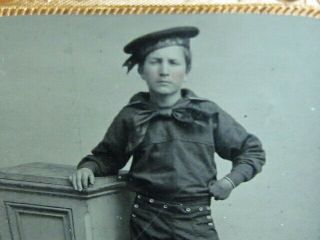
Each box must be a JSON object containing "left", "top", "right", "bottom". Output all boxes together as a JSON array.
[
  {"left": 0, "top": 1, "right": 319, "bottom": 240},
  {"left": 0, "top": 0, "right": 319, "bottom": 19}
]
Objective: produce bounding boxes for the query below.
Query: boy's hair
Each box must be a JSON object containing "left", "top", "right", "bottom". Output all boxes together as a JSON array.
[{"left": 137, "top": 47, "right": 192, "bottom": 75}]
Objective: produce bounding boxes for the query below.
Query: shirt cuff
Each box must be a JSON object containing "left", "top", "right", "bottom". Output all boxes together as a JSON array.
[
  {"left": 77, "top": 161, "right": 100, "bottom": 175},
  {"left": 225, "top": 164, "right": 255, "bottom": 187},
  {"left": 223, "top": 176, "right": 236, "bottom": 189}
]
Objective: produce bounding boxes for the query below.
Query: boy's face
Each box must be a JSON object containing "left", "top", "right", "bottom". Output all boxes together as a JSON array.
[{"left": 140, "top": 46, "right": 187, "bottom": 96}]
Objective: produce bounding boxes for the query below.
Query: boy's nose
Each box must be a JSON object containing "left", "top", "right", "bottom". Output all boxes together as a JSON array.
[{"left": 159, "top": 62, "right": 169, "bottom": 76}]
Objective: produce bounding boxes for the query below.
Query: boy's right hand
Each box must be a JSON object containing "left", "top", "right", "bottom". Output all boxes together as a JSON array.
[
  {"left": 209, "top": 178, "right": 234, "bottom": 200},
  {"left": 69, "top": 168, "right": 95, "bottom": 191}
]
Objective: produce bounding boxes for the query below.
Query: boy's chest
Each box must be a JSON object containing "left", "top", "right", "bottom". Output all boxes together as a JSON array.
[{"left": 142, "top": 118, "right": 215, "bottom": 146}]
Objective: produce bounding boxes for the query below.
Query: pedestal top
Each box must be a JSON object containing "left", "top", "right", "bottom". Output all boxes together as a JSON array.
[{"left": 0, "top": 162, "right": 128, "bottom": 199}]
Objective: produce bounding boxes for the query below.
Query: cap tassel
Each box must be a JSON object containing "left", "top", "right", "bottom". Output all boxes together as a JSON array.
[{"left": 122, "top": 55, "right": 138, "bottom": 73}]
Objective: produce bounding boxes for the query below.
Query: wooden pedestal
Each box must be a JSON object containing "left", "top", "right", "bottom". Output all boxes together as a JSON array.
[{"left": 0, "top": 162, "right": 134, "bottom": 240}]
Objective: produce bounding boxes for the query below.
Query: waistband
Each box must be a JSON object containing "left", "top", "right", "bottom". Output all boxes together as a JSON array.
[{"left": 135, "top": 193, "right": 211, "bottom": 206}]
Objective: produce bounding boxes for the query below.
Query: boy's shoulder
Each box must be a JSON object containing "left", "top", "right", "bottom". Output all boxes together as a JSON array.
[
  {"left": 113, "top": 92, "right": 149, "bottom": 120},
  {"left": 181, "top": 89, "right": 223, "bottom": 114},
  {"left": 126, "top": 91, "right": 150, "bottom": 107},
  {"left": 118, "top": 92, "right": 150, "bottom": 116}
]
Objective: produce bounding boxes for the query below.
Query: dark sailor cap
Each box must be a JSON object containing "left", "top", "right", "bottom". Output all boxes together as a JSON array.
[{"left": 123, "top": 26, "right": 199, "bottom": 73}]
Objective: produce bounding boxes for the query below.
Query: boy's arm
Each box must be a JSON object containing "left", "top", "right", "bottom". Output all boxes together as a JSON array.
[
  {"left": 77, "top": 109, "right": 131, "bottom": 176},
  {"left": 214, "top": 108, "right": 266, "bottom": 188}
]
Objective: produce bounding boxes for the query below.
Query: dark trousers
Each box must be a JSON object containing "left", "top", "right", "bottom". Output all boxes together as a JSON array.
[{"left": 130, "top": 194, "right": 220, "bottom": 240}]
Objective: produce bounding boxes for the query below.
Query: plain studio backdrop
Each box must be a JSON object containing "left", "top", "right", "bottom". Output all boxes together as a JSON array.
[{"left": 0, "top": 13, "right": 319, "bottom": 240}]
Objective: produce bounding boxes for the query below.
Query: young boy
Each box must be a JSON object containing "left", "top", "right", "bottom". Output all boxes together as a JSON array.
[{"left": 70, "top": 26, "right": 265, "bottom": 240}]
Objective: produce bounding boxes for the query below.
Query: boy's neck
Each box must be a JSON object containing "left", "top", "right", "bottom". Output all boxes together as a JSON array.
[{"left": 149, "top": 90, "right": 182, "bottom": 108}]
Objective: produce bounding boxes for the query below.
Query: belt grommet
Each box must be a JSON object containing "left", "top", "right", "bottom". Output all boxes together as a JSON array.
[
  {"left": 186, "top": 207, "right": 191, "bottom": 212},
  {"left": 199, "top": 207, "right": 203, "bottom": 211},
  {"left": 163, "top": 204, "right": 168, "bottom": 209},
  {"left": 149, "top": 198, "right": 154, "bottom": 203}
]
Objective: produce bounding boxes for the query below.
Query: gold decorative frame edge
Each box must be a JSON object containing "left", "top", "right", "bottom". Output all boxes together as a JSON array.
[{"left": 0, "top": 3, "right": 320, "bottom": 19}]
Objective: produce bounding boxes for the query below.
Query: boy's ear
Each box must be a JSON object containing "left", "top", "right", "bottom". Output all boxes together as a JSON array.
[{"left": 137, "top": 65, "right": 146, "bottom": 81}]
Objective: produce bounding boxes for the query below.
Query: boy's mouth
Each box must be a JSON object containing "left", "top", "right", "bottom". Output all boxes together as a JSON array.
[{"left": 157, "top": 80, "right": 171, "bottom": 84}]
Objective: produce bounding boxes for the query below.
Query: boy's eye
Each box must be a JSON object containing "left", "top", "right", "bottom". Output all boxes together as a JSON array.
[
  {"left": 169, "top": 60, "right": 181, "bottom": 65},
  {"left": 148, "top": 59, "right": 161, "bottom": 64}
]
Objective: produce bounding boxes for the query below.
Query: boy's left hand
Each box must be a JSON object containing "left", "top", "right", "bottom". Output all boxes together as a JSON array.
[{"left": 209, "top": 178, "right": 234, "bottom": 200}]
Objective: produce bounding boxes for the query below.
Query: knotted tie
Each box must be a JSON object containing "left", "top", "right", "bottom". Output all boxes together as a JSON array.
[{"left": 127, "top": 106, "right": 208, "bottom": 153}]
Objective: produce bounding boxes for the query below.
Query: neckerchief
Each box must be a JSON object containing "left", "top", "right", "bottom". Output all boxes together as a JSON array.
[{"left": 125, "top": 89, "right": 210, "bottom": 153}]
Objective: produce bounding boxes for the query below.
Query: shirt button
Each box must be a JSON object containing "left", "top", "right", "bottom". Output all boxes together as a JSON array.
[
  {"left": 185, "top": 208, "right": 191, "bottom": 213},
  {"left": 137, "top": 195, "right": 141, "bottom": 199},
  {"left": 132, "top": 214, "right": 136, "bottom": 218},
  {"left": 134, "top": 204, "right": 139, "bottom": 209},
  {"left": 199, "top": 207, "right": 203, "bottom": 211},
  {"left": 149, "top": 198, "right": 154, "bottom": 203},
  {"left": 206, "top": 215, "right": 212, "bottom": 219},
  {"left": 206, "top": 206, "right": 211, "bottom": 210},
  {"left": 208, "top": 222, "right": 213, "bottom": 226},
  {"left": 163, "top": 204, "right": 168, "bottom": 209}
]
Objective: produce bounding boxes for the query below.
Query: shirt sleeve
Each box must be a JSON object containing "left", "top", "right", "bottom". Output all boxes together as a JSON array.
[
  {"left": 77, "top": 109, "right": 131, "bottom": 176},
  {"left": 214, "top": 107, "right": 266, "bottom": 187}
]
